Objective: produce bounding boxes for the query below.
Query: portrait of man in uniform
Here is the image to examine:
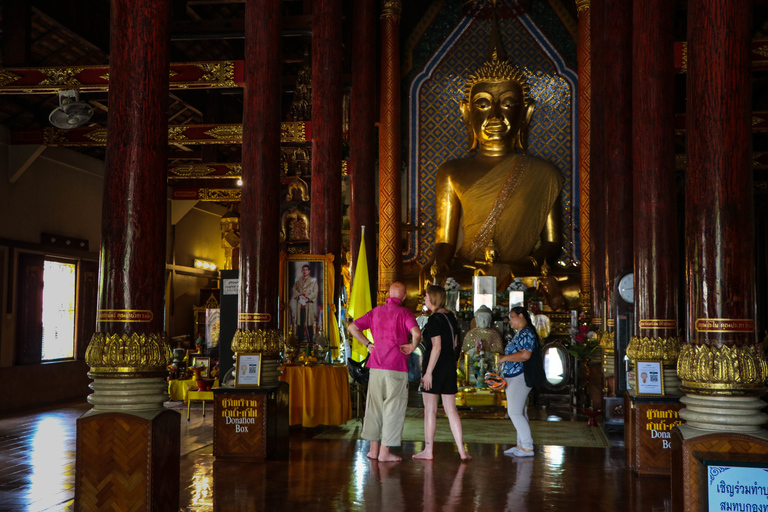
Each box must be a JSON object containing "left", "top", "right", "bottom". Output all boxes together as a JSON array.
[{"left": 289, "top": 262, "right": 322, "bottom": 344}]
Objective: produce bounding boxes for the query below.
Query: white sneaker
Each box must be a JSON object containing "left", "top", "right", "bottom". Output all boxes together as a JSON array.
[
  {"left": 510, "top": 447, "right": 534, "bottom": 457},
  {"left": 503, "top": 447, "right": 517, "bottom": 455}
]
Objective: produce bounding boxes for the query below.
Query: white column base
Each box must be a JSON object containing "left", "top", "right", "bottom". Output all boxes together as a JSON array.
[
  {"left": 678, "top": 393, "right": 768, "bottom": 433},
  {"left": 87, "top": 376, "right": 169, "bottom": 418}
]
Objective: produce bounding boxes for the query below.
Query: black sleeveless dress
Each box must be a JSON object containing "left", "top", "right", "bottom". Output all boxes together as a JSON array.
[{"left": 421, "top": 311, "right": 459, "bottom": 395}]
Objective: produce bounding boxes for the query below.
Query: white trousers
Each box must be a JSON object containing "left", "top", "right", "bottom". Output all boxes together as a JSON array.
[{"left": 504, "top": 373, "right": 533, "bottom": 450}]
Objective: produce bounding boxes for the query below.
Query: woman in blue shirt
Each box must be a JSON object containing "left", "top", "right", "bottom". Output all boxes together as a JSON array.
[{"left": 497, "top": 306, "right": 539, "bottom": 457}]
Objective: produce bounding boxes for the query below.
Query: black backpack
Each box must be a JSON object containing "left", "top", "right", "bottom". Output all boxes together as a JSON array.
[
  {"left": 347, "top": 355, "right": 370, "bottom": 386},
  {"left": 523, "top": 338, "right": 546, "bottom": 388}
]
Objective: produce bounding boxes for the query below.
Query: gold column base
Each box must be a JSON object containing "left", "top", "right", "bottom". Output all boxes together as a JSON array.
[
  {"left": 85, "top": 332, "right": 172, "bottom": 378},
  {"left": 626, "top": 336, "right": 681, "bottom": 368},
  {"left": 84, "top": 332, "right": 173, "bottom": 415},
  {"left": 231, "top": 328, "right": 282, "bottom": 357},
  {"left": 677, "top": 343, "right": 768, "bottom": 396}
]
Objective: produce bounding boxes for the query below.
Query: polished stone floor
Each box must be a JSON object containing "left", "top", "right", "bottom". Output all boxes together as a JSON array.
[{"left": 0, "top": 400, "right": 672, "bottom": 512}]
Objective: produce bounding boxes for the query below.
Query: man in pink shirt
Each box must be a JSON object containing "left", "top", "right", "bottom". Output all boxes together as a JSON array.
[{"left": 348, "top": 281, "right": 421, "bottom": 462}]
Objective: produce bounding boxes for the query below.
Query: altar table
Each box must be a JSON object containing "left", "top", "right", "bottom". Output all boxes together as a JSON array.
[
  {"left": 279, "top": 363, "right": 352, "bottom": 427},
  {"left": 187, "top": 390, "right": 214, "bottom": 420},
  {"left": 168, "top": 378, "right": 219, "bottom": 401}
]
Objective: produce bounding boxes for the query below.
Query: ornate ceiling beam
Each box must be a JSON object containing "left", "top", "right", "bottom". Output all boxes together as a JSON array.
[
  {"left": 10, "top": 121, "right": 311, "bottom": 146},
  {"left": 0, "top": 61, "right": 243, "bottom": 94}
]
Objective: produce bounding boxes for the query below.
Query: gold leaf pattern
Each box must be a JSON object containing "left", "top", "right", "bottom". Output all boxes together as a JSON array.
[
  {"left": 627, "top": 336, "right": 681, "bottom": 366},
  {"left": 677, "top": 343, "right": 768, "bottom": 389},
  {"left": 85, "top": 332, "right": 172, "bottom": 374},
  {"left": 0, "top": 69, "right": 22, "bottom": 87},
  {"left": 231, "top": 328, "right": 282, "bottom": 357},
  {"left": 38, "top": 67, "right": 84, "bottom": 87}
]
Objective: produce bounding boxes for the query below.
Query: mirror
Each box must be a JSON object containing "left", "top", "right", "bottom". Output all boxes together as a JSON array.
[{"left": 541, "top": 342, "right": 572, "bottom": 391}]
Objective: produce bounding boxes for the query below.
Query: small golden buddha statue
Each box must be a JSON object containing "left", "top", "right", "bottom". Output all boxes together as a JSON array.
[
  {"left": 423, "top": 19, "right": 563, "bottom": 290},
  {"left": 220, "top": 205, "right": 240, "bottom": 270}
]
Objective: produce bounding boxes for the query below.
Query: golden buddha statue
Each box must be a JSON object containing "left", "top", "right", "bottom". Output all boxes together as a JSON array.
[{"left": 423, "top": 21, "right": 563, "bottom": 291}]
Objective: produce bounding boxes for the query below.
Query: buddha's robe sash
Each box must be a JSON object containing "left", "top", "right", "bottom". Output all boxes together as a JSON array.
[{"left": 457, "top": 154, "right": 563, "bottom": 263}]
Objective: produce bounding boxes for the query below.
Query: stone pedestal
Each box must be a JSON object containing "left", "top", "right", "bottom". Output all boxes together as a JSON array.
[
  {"left": 75, "top": 409, "right": 180, "bottom": 511},
  {"left": 213, "top": 384, "right": 289, "bottom": 461}
]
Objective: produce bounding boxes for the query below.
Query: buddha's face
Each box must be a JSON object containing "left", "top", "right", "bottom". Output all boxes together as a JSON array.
[{"left": 467, "top": 80, "right": 525, "bottom": 154}]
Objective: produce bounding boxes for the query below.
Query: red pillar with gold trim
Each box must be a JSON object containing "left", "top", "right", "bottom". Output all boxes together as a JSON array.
[
  {"left": 350, "top": 0, "right": 378, "bottom": 302},
  {"left": 310, "top": 0, "right": 343, "bottom": 288},
  {"left": 76, "top": 0, "right": 178, "bottom": 509},
  {"left": 378, "top": 0, "right": 402, "bottom": 302},
  {"left": 627, "top": 0, "right": 680, "bottom": 393},
  {"left": 231, "top": 0, "right": 283, "bottom": 384},
  {"left": 672, "top": 1, "right": 768, "bottom": 508},
  {"left": 576, "top": 0, "right": 592, "bottom": 319},
  {"left": 678, "top": 0, "right": 767, "bottom": 425}
]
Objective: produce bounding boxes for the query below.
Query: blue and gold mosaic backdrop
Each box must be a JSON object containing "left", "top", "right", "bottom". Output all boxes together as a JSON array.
[{"left": 407, "top": 14, "right": 577, "bottom": 266}]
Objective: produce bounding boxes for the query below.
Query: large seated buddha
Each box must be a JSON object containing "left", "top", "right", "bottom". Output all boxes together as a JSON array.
[{"left": 422, "top": 26, "right": 564, "bottom": 292}]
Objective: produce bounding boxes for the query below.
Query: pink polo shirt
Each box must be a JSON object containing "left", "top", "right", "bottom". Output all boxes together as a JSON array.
[{"left": 352, "top": 297, "right": 418, "bottom": 372}]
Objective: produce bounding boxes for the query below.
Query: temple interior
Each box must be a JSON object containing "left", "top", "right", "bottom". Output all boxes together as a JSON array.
[{"left": 0, "top": 0, "right": 767, "bottom": 511}]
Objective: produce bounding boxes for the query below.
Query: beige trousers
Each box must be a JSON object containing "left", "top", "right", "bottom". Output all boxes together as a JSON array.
[{"left": 362, "top": 368, "right": 408, "bottom": 447}]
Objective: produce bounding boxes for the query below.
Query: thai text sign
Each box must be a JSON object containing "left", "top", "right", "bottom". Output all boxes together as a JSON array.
[
  {"left": 707, "top": 466, "right": 768, "bottom": 511},
  {"left": 219, "top": 397, "right": 261, "bottom": 434},
  {"left": 695, "top": 319, "right": 754, "bottom": 333},
  {"left": 639, "top": 403, "right": 684, "bottom": 450}
]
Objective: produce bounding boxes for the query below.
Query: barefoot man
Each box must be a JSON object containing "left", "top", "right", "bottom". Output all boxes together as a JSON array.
[{"left": 348, "top": 281, "right": 421, "bottom": 462}]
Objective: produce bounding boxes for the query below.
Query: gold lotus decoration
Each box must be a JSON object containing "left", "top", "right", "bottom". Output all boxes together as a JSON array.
[
  {"left": 231, "top": 328, "right": 282, "bottom": 358},
  {"left": 85, "top": 332, "right": 172, "bottom": 376}
]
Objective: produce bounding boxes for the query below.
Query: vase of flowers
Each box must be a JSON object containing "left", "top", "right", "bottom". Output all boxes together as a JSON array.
[{"left": 567, "top": 322, "right": 598, "bottom": 408}]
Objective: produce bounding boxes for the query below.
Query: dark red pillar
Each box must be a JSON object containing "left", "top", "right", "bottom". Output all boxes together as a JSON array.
[
  {"left": 629, "top": 0, "right": 678, "bottom": 381},
  {"left": 588, "top": 0, "right": 606, "bottom": 332},
  {"left": 601, "top": 0, "right": 633, "bottom": 394},
  {"left": 681, "top": 0, "right": 765, "bottom": 396},
  {"left": 349, "top": 0, "right": 378, "bottom": 302},
  {"left": 77, "top": 1, "right": 178, "bottom": 509},
  {"left": 98, "top": 0, "right": 169, "bottom": 340},
  {"left": 231, "top": 0, "right": 283, "bottom": 383},
  {"left": 310, "top": 0, "right": 343, "bottom": 287}
]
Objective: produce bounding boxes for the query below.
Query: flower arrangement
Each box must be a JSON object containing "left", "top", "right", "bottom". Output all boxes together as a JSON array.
[{"left": 567, "top": 323, "right": 599, "bottom": 360}]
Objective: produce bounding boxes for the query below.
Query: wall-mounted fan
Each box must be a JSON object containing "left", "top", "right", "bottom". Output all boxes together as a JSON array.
[{"left": 49, "top": 90, "right": 93, "bottom": 129}]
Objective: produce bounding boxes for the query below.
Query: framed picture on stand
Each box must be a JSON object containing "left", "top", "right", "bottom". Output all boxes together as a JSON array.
[
  {"left": 635, "top": 360, "right": 664, "bottom": 397},
  {"left": 235, "top": 353, "right": 262, "bottom": 387},
  {"left": 192, "top": 356, "right": 211, "bottom": 378}
]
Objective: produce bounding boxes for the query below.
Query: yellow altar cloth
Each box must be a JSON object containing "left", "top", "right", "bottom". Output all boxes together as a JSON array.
[
  {"left": 168, "top": 378, "right": 219, "bottom": 401},
  {"left": 279, "top": 364, "right": 352, "bottom": 428}
]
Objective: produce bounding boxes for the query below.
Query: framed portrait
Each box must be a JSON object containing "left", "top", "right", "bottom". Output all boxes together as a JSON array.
[
  {"left": 235, "top": 353, "right": 262, "bottom": 387},
  {"left": 279, "top": 253, "right": 335, "bottom": 344},
  {"left": 635, "top": 360, "right": 664, "bottom": 397},
  {"left": 205, "top": 308, "right": 220, "bottom": 348},
  {"left": 192, "top": 356, "right": 211, "bottom": 378}
]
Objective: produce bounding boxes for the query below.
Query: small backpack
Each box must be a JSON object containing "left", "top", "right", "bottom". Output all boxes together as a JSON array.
[{"left": 523, "top": 338, "right": 546, "bottom": 388}]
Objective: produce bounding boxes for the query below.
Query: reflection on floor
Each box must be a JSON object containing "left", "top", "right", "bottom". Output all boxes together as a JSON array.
[{"left": 0, "top": 401, "right": 672, "bottom": 512}]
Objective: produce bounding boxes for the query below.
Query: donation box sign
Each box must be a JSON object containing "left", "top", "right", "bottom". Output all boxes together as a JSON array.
[{"left": 214, "top": 394, "right": 266, "bottom": 460}]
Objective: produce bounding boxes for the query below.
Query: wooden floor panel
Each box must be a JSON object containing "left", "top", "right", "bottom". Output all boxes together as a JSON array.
[{"left": 0, "top": 401, "right": 673, "bottom": 511}]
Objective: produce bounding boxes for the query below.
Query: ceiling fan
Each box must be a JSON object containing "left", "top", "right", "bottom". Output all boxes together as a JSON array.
[{"left": 49, "top": 89, "right": 93, "bottom": 129}]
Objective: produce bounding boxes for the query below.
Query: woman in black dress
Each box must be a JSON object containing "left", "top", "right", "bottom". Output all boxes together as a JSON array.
[{"left": 411, "top": 285, "right": 470, "bottom": 460}]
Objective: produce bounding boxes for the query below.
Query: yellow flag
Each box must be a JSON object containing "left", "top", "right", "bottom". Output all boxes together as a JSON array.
[{"left": 348, "top": 227, "right": 373, "bottom": 361}]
